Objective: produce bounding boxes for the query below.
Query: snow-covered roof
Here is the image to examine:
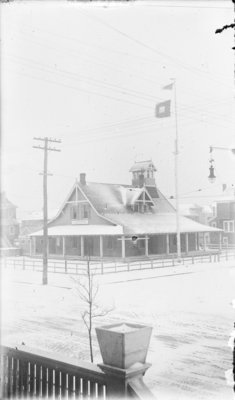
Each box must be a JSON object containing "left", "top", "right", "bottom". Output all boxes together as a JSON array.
[
  {"left": 103, "top": 213, "right": 221, "bottom": 235},
  {"left": 78, "top": 182, "right": 174, "bottom": 214},
  {"left": 30, "top": 224, "right": 123, "bottom": 237}
]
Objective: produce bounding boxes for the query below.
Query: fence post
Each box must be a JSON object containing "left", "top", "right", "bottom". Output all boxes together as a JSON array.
[
  {"left": 192, "top": 256, "right": 194, "bottom": 264},
  {"left": 22, "top": 257, "right": 25, "bottom": 270},
  {"left": 127, "top": 262, "right": 130, "bottom": 272},
  {"left": 210, "top": 254, "right": 212, "bottom": 263},
  {"left": 150, "top": 260, "right": 153, "bottom": 269},
  {"left": 172, "top": 255, "right": 175, "bottom": 266},
  {"left": 218, "top": 253, "right": 220, "bottom": 262},
  {"left": 65, "top": 260, "right": 67, "bottom": 274}
]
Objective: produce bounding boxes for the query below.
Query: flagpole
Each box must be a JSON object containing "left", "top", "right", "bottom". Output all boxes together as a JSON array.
[{"left": 172, "top": 78, "right": 181, "bottom": 260}]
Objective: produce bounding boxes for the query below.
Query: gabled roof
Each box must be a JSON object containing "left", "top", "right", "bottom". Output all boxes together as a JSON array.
[
  {"left": 78, "top": 182, "right": 171, "bottom": 213},
  {"left": 129, "top": 160, "right": 157, "bottom": 172}
]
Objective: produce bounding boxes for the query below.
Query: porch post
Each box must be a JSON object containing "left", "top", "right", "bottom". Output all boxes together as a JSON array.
[
  {"left": 121, "top": 236, "right": 125, "bottom": 259},
  {"left": 195, "top": 233, "right": 198, "bottom": 251},
  {"left": 47, "top": 237, "right": 50, "bottom": 256},
  {"left": 29, "top": 238, "right": 32, "bottom": 256},
  {"left": 144, "top": 235, "right": 148, "bottom": 257},
  {"left": 166, "top": 234, "right": 170, "bottom": 255},
  {"left": 62, "top": 236, "right": 66, "bottom": 257},
  {"left": 185, "top": 233, "right": 189, "bottom": 255},
  {"left": 33, "top": 236, "right": 36, "bottom": 255},
  {"left": 219, "top": 232, "right": 222, "bottom": 251},
  {"left": 100, "top": 236, "right": 103, "bottom": 258},
  {"left": 81, "top": 236, "right": 84, "bottom": 257},
  {"left": 203, "top": 233, "right": 207, "bottom": 250}
]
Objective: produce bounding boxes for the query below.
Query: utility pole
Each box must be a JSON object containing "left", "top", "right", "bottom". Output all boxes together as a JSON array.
[
  {"left": 171, "top": 78, "right": 181, "bottom": 261},
  {"left": 33, "top": 137, "right": 61, "bottom": 285}
]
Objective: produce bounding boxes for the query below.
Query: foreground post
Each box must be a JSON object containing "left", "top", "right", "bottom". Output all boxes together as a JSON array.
[{"left": 96, "top": 322, "right": 154, "bottom": 398}]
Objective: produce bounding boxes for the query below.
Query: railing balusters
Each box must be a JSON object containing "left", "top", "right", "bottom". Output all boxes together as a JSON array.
[
  {"left": 54, "top": 369, "right": 61, "bottom": 398},
  {"left": 12, "top": 357, "right": 17, "bottom": 396},
  {"left": 80, "top": 377, "right": 84, "bottom": 399},
  {"left": 35, "top": 364, "right": 40, "bottom": 397},
  {"left": 28, "top": 362, "right": 34, "bottom": 397},
  {"left": 41, "top": 366, "right": 47, "bottom": 397},
  {"left": 61, "top": 371, "right": 67, "bottom": 398},
  {"left": 48, "top": 368, "right": 54, "bottom": 398},
  {"left": 7, "top": 355, "right": 13, "bottom": 398},
  {"left": 90, "top": 380, "right": 97, "bottom": 398},
  {"left": 67, "top": 373, "right": 74, "bottom": 398},
  {"left": 1, "top": 346, "right": 107, "bottom": 399}
]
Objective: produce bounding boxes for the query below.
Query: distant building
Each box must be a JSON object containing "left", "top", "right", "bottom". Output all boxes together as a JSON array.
[
  {"left": 19, "top": 210, "right": 55, "bottom": 254},
  {"left": 30, "top": 161, "right": 221, "bottom": 259},
  {"left": 169, "top": 201, "right": 213, "bottom": 247},
  {"left": 209, "top": 186, "right": 235, "bottom": 246},
  {"left": 0, "top": 192, "right": 19, "bottom": 247}
]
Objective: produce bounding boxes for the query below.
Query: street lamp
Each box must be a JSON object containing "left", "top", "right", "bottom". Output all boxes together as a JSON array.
[
  {"left": 208, "top": 162, "right": 216, "bottom": 184},
  {"left": 208, "top": 145, "right": 235, "bottom": 184}
]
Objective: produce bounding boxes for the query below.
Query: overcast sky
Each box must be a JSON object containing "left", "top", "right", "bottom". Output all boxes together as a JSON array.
[{"left": 1, "top": 0, "right": 235, "bottom": 219}]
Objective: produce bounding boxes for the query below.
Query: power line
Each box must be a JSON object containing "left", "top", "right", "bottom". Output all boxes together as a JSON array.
[{"left": 6, "top": 52, "right": 235, "bottom": 127}]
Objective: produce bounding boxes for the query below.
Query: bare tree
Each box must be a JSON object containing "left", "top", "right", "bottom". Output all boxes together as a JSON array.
[{"left": 72, "top": 254, "right": 112, "bottom": 363}]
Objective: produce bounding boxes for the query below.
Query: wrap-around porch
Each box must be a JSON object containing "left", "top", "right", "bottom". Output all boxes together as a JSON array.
[{"left": 31, "top": 231, "right": 221, "bottom": 259}]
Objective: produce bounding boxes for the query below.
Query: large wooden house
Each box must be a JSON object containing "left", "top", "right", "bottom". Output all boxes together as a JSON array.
[{"left": 30, "top": 161, "right": 221, "bottom": 259}]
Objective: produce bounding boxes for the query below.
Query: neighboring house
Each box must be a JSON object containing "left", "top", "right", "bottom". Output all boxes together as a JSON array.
[
  {"left": 19, "top": 210, "right": 56, "bottom": 254},
  {"left": 30, "top": 161, "right": 221, "bottom": 259},
  {"left": 209, "top": 188, "right": 235, "bottom": 246},
  {"left": 0, "top": 192, "right": 19, "bottom": 247},
  {"left": 169, "top": 201, "right": 213, "bottom": 246}
]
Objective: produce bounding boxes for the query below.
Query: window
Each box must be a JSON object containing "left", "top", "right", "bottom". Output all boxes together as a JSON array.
[
  {"left": 71, "top": 205, "right": 78, "bottom": 220},
  {"left": 223, "top": 220, "right": 234, "bottom": 233},
  {"left": 212, "top": 222, "right": 216, "bottom": 228},
  {"left": 82, "top": 204, "right": 89, "bottom": 219},
  {"left": 223, "top": 236, "right": 228, "bottom": 245},
  {"left": 71, "top": 203, "right": 90, "bottom": 220}
]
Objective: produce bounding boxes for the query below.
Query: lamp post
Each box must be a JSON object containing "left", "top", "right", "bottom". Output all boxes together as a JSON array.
[{"left": 208, "top": 146, "right": 235, "bottom": 184}]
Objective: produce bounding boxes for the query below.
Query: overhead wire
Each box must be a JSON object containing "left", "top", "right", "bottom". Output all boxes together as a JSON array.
[
  {"left": 78, "top": 7, "right": 233, "bottom": 91},
  {"left": 6, "top": 52, "right": 235, "bottom": 130}
]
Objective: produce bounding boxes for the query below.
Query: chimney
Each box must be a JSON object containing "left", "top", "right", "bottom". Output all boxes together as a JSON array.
[{"left": 80, "top": 173, "right": 86, "bottom": 185}]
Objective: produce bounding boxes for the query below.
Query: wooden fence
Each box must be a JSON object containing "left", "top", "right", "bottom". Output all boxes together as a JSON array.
[{"left": 1, "top": 250, "right": 235, "bottom": 276}]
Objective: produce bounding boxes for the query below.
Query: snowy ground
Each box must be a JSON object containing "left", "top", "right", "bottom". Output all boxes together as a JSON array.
[{"left": 1, "top": 260, "right": 235, "bottom": 400}]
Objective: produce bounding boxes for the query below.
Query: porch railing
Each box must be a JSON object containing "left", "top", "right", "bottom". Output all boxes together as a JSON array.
[
  {"left": 0, "top": 343, "right": 155, "bottom": 399},
  {"left": 1, "top": 345, "right": 106, "bottom": 399}
]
